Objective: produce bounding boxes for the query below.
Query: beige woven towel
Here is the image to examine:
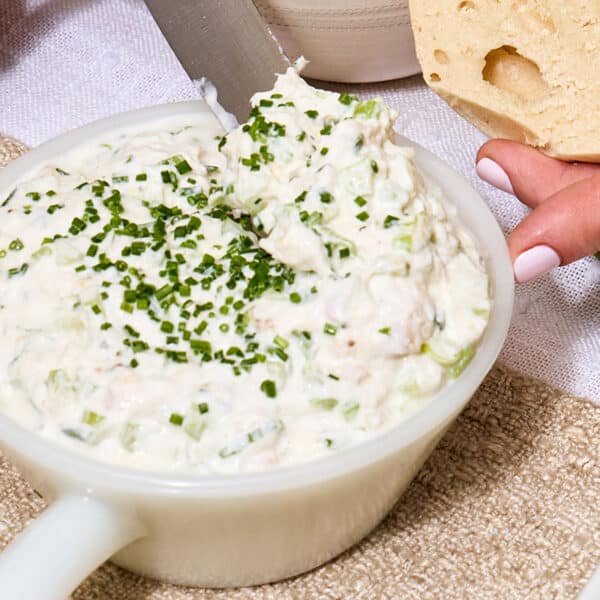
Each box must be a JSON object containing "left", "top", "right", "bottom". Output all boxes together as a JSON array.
[{"left": 0, "top": 137, "right": 599, "bottom": 599}]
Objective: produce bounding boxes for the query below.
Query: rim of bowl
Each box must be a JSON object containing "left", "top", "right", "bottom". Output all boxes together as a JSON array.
[{"left": 0, "top": 101, "right": 514, "bottom": 497}]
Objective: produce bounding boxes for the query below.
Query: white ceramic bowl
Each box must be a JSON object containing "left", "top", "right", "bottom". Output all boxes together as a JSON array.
[
  {"left": 255, "top": 0, "right": 420, "bottom": 82},
  {"left": 0, "top": 100, "right": 513, "bottom": 599}
]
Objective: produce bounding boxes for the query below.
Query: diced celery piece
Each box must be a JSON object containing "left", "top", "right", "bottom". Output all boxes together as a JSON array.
[
  {"left": 353, "top": 99, "right": 380, "bottom": 119},
  {"left": 184, "top": 419, "right": 207, "bottom": 441},
  {"left": 342, "top": 401, "right": 360, "bottom": 420},
  {"left": 447, "top": 345, "right": 476, "bottom": 378},
  {"left": 219, "top": 419, "right": 284, "bottom": 459},
  {"left": 310, "top": 397, "right": 338, "bottom": 411},
  {"left": 120, "top": 422, "right": 139, "bottom": 452},
  {"left": 82, "top": 409, "right": 104, "bottom": 426}
]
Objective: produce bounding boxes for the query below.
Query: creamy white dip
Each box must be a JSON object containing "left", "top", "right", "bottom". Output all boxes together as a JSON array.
[{"left": 0, "top": 69, "right": 490, "bottom": 473}]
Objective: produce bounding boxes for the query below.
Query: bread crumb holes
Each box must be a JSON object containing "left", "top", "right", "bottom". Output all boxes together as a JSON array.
[{"left": 434, "top": 49, "right": 449, "bottom": 64}]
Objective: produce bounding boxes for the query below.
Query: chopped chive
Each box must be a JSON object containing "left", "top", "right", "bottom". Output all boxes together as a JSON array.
[
  {"left": 169, "top": 413, "right": 184, "bottom": 426},
  {"left": 319, "top": 191, "right": 333, "bottom": 204},
  {"left": 356, "top": 211, "right": 370, "bottom": 222},
  {"left": 174, "top": 157, "right": 192, "bottom": 175},
  {"left": 260, "top": 379, "right": 277, "bottom": 398},
  {"left": 47, "top": 204, "right": 64, "bottom": 214},
  {"left": 160, "top": 321, "right": 174, "bottom": 333},
  {"left": 8, "top": 263, "right": 28, "bottom": 277},
  {"left": 338, "top": 92, "right": 357, "bottom": 105},
  {"left": 120, "top": 301, "right": 134, "bottom": 313},
  {"left": 8, "top": 238, "right": 23, "bottom": 251},
  {"left": 324, "top": 323, "right": 337, "bottom": 335},
  {"left": 273, "top": 335, "right": 289, "bottom": 349},
  {"left": 289, "top": 292, "right": 302, "bottom": 304},
  {"left": 384, "top": 215, "right": 399, "bottom": 228}
]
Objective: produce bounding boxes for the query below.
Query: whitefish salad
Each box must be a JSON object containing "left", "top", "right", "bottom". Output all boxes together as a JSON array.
[{"left": 0, "top": 69, "right": 490, "bottom": 473}]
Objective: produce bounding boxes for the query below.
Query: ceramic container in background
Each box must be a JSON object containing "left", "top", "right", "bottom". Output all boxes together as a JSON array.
[{"left": 255, "top": 0, "right": 420, "bottom": 82}]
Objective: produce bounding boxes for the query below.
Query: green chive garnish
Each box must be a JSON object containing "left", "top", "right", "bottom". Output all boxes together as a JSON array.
[
  {"left": 324, "top": 323, "right": 337, "bottom": 335},
  {"left": 169, "top": 413, "right": 184, "bottom": 426},
  {"left": 260, "top": 379, "right": 277, "bottom": 398}
]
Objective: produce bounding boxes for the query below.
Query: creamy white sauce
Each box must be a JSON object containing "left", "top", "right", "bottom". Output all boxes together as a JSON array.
[{"left": 0, "top": 70, "right": 490, "bottom": 473}]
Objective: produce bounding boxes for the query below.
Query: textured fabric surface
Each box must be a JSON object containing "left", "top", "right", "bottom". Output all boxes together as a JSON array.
[
  {"left": 0, "top": 359, "right": 598, "bottom": 599},
  {"left": 1, "top": 0, "right": 599, "bottom": 399}
]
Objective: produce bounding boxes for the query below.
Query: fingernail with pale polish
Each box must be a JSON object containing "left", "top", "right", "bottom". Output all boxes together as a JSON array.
[
  {"left": 513, "top": 245, "right": 561, "bottom": 283},
  {"left": 476, "top": 157, "right": 514, "bottom": 195}
]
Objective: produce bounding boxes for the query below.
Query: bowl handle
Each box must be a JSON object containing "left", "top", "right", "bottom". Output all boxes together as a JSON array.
[{"left": 0, "top": 494, "right": 144, "bottom": 599}]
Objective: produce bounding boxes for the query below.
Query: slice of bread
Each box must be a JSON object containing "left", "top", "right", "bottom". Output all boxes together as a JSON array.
[{"left": 409, "top": 1, "right": 600, "bottom": 162}]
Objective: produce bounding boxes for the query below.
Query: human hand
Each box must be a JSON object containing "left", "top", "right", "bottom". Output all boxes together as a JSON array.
[{"left": 475, "top": 140, "right": 600, "bottom": 283}]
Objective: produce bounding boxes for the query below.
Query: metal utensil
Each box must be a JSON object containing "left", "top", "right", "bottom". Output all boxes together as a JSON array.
[{"left": 144, "top": 0, "right": 290, "bottom": 123}]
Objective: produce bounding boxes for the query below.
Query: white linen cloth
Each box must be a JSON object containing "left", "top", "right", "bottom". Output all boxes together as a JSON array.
[{"left": 1, "top": 0, "right": 599, "bottom": 401}]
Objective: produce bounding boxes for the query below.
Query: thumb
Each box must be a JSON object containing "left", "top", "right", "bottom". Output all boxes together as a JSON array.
[{"left": 510, "top": 174, "right": 600, "bottom": 283}]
